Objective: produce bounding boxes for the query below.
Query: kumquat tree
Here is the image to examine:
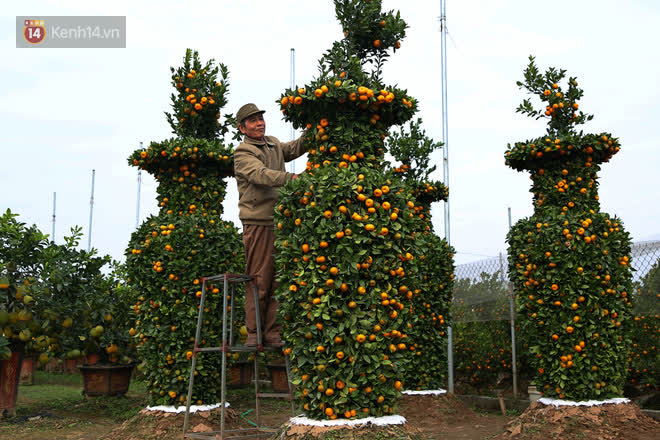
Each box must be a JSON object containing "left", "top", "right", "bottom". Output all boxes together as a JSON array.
[
  {"left": 388, "top": 119, "right": 455, "bottom": 390},
  {"left": 451, "top": 273, "right": 522, "bottom": 391},
  {"left": 125, "top": 49, "right": 244, "bottom": 406},
  {"left": 274, "top": 0, "right": 453, "bottom": 420},
  {"left": 627, "top": 259, "right": 660, "bottom": 391},
  {"left": 505, "top": 56, "right": 634, "bottom": 400}
]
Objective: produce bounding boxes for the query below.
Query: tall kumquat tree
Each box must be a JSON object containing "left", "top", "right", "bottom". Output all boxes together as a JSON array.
[
  {"left": 274, "top": 0, "right": 452, "bottom": 420},
  {"left": 388, "top": 119, "right": 455, "bottom": 390},
  {"left": 125, "top": 49, "right": 244, "bottom": 406},
  {"left": 506, "top": 57, "right": 634, "bottom": 400}
]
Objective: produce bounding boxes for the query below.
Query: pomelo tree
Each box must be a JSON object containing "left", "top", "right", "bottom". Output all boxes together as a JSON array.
[
  {"left": 0, "top": 211, "right": 134, "bottom": 365},
  {"left": 33, "top": 229, "right": 135, "bottom": 365},
  {"left": 0, "top": 209, "right": 50, "bottom": 358},
  {"left": 506, "top": 57, "right": 634, "bottom": 400},
  {"left": 126, "top": 49, "right": 244, "bottom": 406}
]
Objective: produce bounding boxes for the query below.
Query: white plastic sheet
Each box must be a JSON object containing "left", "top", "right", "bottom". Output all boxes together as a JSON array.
[
  {"left": 401, "top": 389, "right": 447, "bottom": 396},
  {"left": 538, "top": 397, "right": 630, "bottom": 407},
  {"left": 145, "top": 402, "right": 230, "bottom": 413},
  {"left": 289, "top": 415, "right": 406, "bottom": 427}
]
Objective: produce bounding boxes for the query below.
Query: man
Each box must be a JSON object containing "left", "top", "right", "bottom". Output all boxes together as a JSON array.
[{"left": 234, "top": 103, "right": 307, "bottom": 347}]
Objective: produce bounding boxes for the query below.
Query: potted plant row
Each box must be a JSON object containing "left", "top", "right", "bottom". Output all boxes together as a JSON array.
[{"left": 1, "top": 210, "right": 139, "bottom": 414}]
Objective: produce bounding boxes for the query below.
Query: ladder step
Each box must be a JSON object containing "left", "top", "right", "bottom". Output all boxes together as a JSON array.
[
  {"left": 259, "top": 345, "right": 284, "bottom": 352},
  {"left": 228, "top": 345, "right": 256, "bottom": 352},
  {"left": 195, "top": 347, "right": 224, "bottom": 353},
  {"left": 194, "top": 345, "right": 283, "bottom": 353}
]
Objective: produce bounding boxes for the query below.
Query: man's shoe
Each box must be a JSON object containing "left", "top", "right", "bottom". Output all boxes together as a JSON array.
[{"left": 244, "top": 335, "right": 258, "bottom": 347}]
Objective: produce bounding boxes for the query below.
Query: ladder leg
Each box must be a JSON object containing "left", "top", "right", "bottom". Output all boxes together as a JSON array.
[
  {"left": 220, "top": 345, "right": 227, "bottom": 438},
  {"left": 183, "top": 279, "right": 208, "bottom": 436},
  {"left": 183, "top": 352, "right": 198, "bottom": 435},
  {"left": 221, "top": 274, "right": 229, "bottom": 439},
  {"left": 285, "top": 355, "right": 296, "bottom": 416},
  {"left": 195, "top": 279, "right": 208, "bottom": 343},
  {"left": 229, "top": 282, "right": 236, "bottom": 347},
  {"left": 252, "top": 280, "right": 263, "bottom": 428},
  {"left": 254, "top": 352, "right": 261, "bottom": 428}
]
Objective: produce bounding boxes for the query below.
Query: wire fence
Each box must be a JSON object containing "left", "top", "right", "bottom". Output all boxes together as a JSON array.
[{"left": 450, "top": 240, "right": 660, "bottom": 396}]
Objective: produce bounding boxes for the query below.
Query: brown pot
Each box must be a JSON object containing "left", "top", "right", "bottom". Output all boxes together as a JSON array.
[
  {"left": 19, "top": 356, "right": 35, "bottom": 385},
  {"left": 268, "top": 364, "right": 290, "bottom": 393},
  {"left": 0, "top": 351, "right": 24, "bottom": 417},
  {"left": 47, "top": 358, "right": 69, "bottom": 374},
  {"left": 85, "top": 354, "right": 100, "bottom": 365},
  {"left": 64, "top": 359, "right": 77, "bottom": 374},
  {"left": 228, "top": 362, "right": 253, "bottom": 388},
  {"left": 79, "top": 363, "right": 135, "bottom": 397}
]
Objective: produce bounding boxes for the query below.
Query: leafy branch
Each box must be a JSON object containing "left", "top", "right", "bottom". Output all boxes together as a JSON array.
[
  {"left": 388, "top": 118, "right": 442, "bottom": 183},
  {"left": 333, "top": 0, "right": 407, "bottom": 82},
  {"left": 516, "top": 56, "right": 594, "bottom": 137},
  {"left": 387, "top": 118, "right": 448, "bottom": 205},
  {"left": 165, "top": 49, "right": 233, "bottom": 141}
]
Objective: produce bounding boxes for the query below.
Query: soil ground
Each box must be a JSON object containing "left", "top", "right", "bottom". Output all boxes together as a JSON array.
[
  {"left": 4, "top": 373, "right": 657, "bottom": 440},
  {"left": 494, "top": 401, "right": 660, "bottom": 440},
  {"left": 2, "top": 375, "right": 512, "bottom": 440},
  {"left": 399, "top": 394, "right": 512, "bottom": 440},
  {"left": 0, "top": 372, "right": 144, "bottom": 440},
  {"left": 101, "top": 393, "right": 512, "bottom": 440}
]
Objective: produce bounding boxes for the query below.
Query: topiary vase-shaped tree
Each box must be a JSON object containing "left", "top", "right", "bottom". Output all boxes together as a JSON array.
[
  {"left": 125, "top": 49, "right": 244, "bottom": 406},
  {"left": 274, "top": 0, "right": 448, "bottom": 420},
  {"left": 505, "top": 57, "right": 634, "bottom": 401}
]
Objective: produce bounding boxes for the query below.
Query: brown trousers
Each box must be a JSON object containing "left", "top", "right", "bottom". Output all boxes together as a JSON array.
[{"left": 242, "top": 224, "right": 280, "bottom": 343}]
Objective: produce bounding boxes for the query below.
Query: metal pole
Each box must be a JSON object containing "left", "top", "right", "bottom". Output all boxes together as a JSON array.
[
  {"left": 87, "top": 169, "right": 95, "bottom": 252},
  {"left": 507, "top": 207, "right": 518, "bottom": 397},
  {"left": 441, "top": 0, "right": 450, "bottom": 246},
  {"left": 289, "top": 48, "right": 296, "bottom": 174},
  {"left": 501, "top": 251, "right": 518, "bottom": 398},
  {"left": 440, "top": 0, "right": 454, "bottom": 395},
  {"left": 51, "top": 192, "right": 56, "bottom": 243},
  {"left": 136, "top": 142, "right": 143, "bottom": 229}
]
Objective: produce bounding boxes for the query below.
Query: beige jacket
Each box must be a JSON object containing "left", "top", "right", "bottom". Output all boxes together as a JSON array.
[{"left": 234, "top": 134, "right": 307, "bottom": 226}]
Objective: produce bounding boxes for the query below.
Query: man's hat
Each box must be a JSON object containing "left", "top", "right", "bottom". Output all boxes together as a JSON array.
[{"left": 236, "top": 103, "right": 266, "bottom": 125}]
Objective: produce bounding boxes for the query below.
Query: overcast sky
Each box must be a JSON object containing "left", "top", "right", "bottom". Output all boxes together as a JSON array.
[{"left": 2, "top": 0, "right": 659, "bottom": 267}]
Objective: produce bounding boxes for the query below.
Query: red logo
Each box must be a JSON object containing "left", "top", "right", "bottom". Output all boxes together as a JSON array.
[{"left": 24, "top": 19, "right": 46, "bottom": 44}]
